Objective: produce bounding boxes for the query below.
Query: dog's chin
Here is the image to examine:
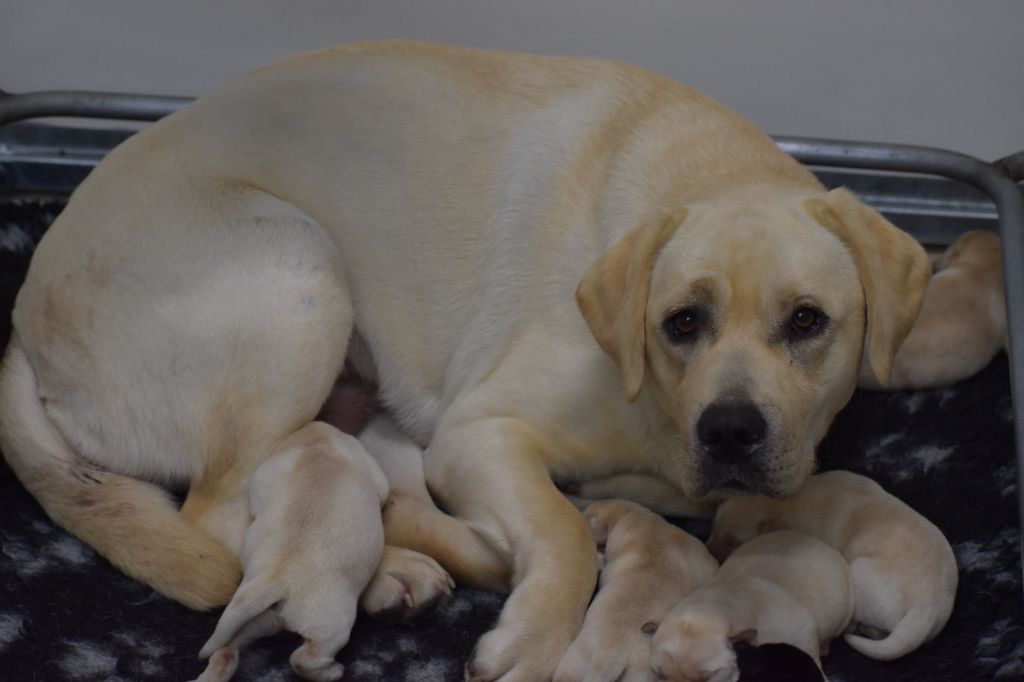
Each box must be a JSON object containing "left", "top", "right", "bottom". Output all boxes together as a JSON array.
[{"left": 687, "top": 456, "right": 803, "bottom": 502}]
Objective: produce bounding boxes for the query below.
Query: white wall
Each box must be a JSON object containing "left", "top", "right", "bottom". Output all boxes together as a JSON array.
[{"left": 2, "top": 0, "right": 1021, "bottom": 160}]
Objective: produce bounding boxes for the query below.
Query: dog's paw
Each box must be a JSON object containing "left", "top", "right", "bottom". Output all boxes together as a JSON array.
[
  {"left": 464, "top": 616, "right": 574, "bottom": 682},
  {"left": 361, "top": 546, "right": 454, "bottom": 623}
]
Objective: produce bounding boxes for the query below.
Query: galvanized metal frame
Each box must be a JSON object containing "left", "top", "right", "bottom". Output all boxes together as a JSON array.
[{"left": 2, "top": 90, "right": 1023, "bottom": 576}]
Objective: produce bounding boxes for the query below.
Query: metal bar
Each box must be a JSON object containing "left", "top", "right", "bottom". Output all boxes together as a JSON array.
[
  {"left": 996, "top": 150, "right": 1024, "bottom": 183},
  {"left": 0, "top": 90, "right": 190, "bottom": 126},
  {"left": 778, "top": 137, "right": 1024, "bottom": 582}
]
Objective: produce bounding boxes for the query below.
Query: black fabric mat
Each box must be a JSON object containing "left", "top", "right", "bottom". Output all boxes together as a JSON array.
[{"left": 0, "top": 196, "right": 1021, "bottom": 681}]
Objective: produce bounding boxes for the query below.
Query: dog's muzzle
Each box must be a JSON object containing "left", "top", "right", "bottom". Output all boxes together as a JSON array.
[{"left": 693, "top": 401, "right": 784, "bottom": 498}]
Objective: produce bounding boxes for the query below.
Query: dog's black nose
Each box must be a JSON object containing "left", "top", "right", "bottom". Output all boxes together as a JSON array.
[{"left": 697, "top": 402, "right": 766, "bottom": 463}]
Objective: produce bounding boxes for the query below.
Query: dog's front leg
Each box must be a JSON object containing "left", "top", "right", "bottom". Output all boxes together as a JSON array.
[{"left": 425, "top": 418, "right": 599, "bottom": 682}]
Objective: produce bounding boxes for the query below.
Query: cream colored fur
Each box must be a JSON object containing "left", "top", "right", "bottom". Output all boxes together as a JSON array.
[
  {"left": 706, "top": 470, "right": 958, "bottom": 660},
  {"left": 862, "top": 229, "right": 1006, "bottom": 390},
  {"left": 0, "top": 42, "right": 929, "bottom": 680},
  {"left": 191, "top": 422, "right": 389, "bottom": 682},
  {"left": 566, "top": 474, "right": 718, "bottom": 518},
  {"left": 357, "top": 414, "right": 492, "bottom": 608},
  {"left": 554, "top": 500, "right": 718, "bottom": 682},
  {"left": 651, "top": 531, "right": 854, "bottom": 682}
]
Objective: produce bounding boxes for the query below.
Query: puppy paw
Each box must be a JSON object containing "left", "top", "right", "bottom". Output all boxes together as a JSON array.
[
  {"left": 291, "top": 660, "right": 344, "bottom": 682},
  {"left": 361, "top": 546, "right": 454, "bottom": 623},
  {"left": 290, "top": 643, "right": 344, "bottom": 682},
  {"left": 189, "top": 646, "right": 239, "bottom": 682},
  {"left": 554, "top": 626, "right": 654, "bottom": 682}
]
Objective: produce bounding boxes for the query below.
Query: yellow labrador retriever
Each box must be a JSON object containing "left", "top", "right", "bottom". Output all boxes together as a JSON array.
[{"left": 0, "top": 41, "right": 928, "bottom": 680}]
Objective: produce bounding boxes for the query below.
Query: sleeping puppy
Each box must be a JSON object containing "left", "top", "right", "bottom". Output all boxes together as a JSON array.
[
  {"left": 191, "top": 422, "right": 389, "bottom": 682},
  {"left": 706, "top": 470, "right": 957, "bottom": 660},
  {"left": 651, "top": 531, "right": 853, "bottom": 682},
  {"left": 861, "top": 229, "right": 1005, "bottom": 390},
  {"left": 554, "top": 500, "right": 718, "bottom": 682}
]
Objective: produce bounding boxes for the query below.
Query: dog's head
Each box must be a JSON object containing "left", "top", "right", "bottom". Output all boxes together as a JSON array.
[{"left": 577, "top": 185, "right": 929, "bottom": 500}]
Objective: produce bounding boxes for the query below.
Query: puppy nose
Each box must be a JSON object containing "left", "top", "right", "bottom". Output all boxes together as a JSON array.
[{"left": 697, "top": 402, "right": 766, "bottom": 463}]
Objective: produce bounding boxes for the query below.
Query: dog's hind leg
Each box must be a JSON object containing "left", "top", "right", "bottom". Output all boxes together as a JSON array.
[
  {"left": 289, "top": 641, "right": 345, "bottom": 682},
  {"left": 287, "top": 592, "right": 361, "bottom": 682},
  {"left": 3, "top": 186, "right": 353, "bottom": 609},
  {"left": 0, "top": 336, "right": 243, "bottom": 610}
]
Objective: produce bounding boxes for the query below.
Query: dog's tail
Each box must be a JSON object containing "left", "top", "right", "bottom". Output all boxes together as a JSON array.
[
  {"left": 199, "top": 579, "right": 284, "bottom": 658},
  {"left": 843, "top": 607, "right": 939, "bottom": 660},
  {"left": 0, "top": 336, "right": 241, "bottom": 610}
]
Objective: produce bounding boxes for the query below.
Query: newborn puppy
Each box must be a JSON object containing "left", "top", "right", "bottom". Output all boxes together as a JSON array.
[
  {"left": 554, "top": 499, "right": 718, "bottom": 682},
  {"left": 191, "top": 422, "right": 390, "bottom": 682},
  {"left": 707, "top": 470, "right": 957, "bottom": 660},
  {"left": 651, "top": 531, "right": 853, "bottom": 682},
  {"left": 862, "top": 229, "right": 1005, "bottom": 390}
]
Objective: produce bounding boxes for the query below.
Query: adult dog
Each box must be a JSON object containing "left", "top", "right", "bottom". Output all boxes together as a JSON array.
[{"left": 0, "top": 41, "right": 928, "bottom": 680}]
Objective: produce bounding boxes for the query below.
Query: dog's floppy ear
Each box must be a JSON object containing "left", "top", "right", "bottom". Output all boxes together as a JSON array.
[
  {"left": 804, "top": 189, "right": 931, "bottom": 387},
  {"left": 576, "top": 210, "right": 687, "bottom": 402}
]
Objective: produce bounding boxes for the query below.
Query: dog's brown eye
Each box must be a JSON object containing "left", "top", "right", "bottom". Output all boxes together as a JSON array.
[
  {"left": 665, "top": 309, "right": 700, "bottom": 341},
  {"left": 790, "top": 307, "right": 822, "bottom": 335}
]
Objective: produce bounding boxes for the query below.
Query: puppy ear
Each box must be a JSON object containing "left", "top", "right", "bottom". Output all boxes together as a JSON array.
[
  {"left": 804, "top": 190, "right": 931, "bottom": 387},
  {"left": 728, "top": 628, "right": 758, "bottom": 644},
  {"left": 576, "top": 210, "right": 687, "bottom": 402}
]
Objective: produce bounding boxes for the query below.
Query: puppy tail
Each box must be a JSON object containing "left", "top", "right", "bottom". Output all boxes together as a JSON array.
[
  {"left": 199, "top": 580, "right": 283, "bottom": 658},
  {"left": 0, "top": 337, "right": 241, "bottom": 610},
  {"left": 843, "top": 607, "right": 938, "bottom": 660}
]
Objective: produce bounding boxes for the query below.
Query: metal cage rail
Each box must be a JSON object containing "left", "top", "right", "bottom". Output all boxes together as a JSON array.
[{"left": 2, "top": 89, "right": 1023, "bottom": 587}]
